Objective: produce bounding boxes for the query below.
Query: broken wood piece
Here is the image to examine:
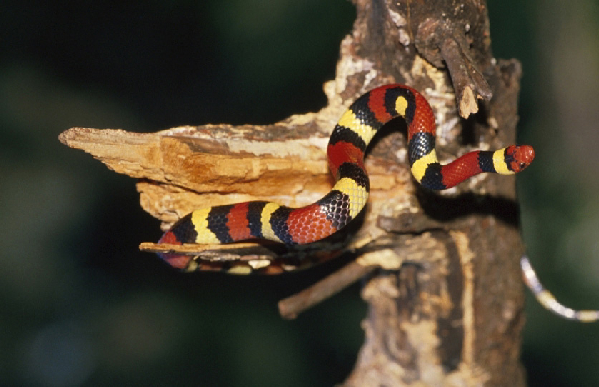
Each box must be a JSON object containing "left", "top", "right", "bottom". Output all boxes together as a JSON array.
[{"left": 414, "top": 17, "right": 493, "bottom": 118}]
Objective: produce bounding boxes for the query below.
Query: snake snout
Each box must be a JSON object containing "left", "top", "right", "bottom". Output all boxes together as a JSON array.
[{"left": 511, "top": 145, "right": 535, "bottom": 172}]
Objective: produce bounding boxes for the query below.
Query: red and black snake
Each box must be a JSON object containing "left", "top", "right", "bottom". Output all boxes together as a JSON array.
[{"left": 158, "top": 84, "right": 535, "bottom": 271}]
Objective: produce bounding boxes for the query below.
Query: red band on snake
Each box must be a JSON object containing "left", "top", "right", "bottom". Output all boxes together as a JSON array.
[{"left": 157, "top": 84, "right": 535, "bottom": 270}]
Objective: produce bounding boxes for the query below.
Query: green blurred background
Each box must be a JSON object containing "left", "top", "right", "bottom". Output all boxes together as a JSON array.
[{"left": 1, "top": 0, "right": 598, "bottom": 386}]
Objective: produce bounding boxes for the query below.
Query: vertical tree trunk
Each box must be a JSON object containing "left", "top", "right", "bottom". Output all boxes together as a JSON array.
[
  {"left": 59, "top": 0, "right": 527, "bottom": 385},
  {"left": 342, "top": 1, "right": 526, "bottom": 385}
]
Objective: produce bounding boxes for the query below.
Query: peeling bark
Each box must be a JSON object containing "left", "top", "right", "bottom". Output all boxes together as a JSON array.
[{"left": 59, "top": 0, "right": 527, "bottom": 385}]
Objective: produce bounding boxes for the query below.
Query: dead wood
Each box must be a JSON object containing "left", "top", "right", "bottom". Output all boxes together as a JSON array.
[{"left": 59, "top": 0, "right": 527, "bottom": 385}]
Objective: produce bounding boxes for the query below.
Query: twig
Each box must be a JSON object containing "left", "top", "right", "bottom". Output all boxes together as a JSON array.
[
  {"left": 140, "top": 242, "right": 265, "bottom": 255},
  {"left": 278, "top": 260, "right": 378, "bottom": 319}
]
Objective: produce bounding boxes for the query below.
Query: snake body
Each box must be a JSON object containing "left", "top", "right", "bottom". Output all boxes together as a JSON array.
[{"left": 158, "top": 84, "right": 535, "bottom": 271}]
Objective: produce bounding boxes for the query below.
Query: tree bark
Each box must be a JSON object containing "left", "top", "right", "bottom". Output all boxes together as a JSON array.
[{"left": 59, "top": 0, "right": 527, "bottom": 385}]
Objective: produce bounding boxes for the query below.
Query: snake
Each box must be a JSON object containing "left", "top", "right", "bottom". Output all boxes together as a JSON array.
[{"left": 157, "top": 84, "right": 535, "bottom": 272}]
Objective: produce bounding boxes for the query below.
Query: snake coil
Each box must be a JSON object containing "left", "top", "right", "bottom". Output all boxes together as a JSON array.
[{"left": 158, "top": 84, "right": 535, "bottom": 271}]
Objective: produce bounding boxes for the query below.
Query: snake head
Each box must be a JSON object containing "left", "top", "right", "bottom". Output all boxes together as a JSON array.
[{"left": 506, "top": 145, "right": 535, "bottom": 173}]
